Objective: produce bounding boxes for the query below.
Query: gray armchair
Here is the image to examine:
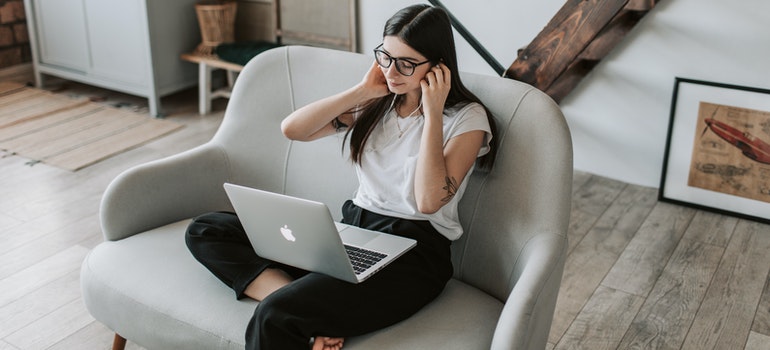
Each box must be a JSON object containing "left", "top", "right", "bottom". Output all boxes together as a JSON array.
[{"left": 81, "top": 46, "right": 572, "bottom": 350}]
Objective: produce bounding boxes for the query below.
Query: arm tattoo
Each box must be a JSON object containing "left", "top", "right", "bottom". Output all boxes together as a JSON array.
[{"left": 441, "top": 176, "right": 459, "bottom": 203}]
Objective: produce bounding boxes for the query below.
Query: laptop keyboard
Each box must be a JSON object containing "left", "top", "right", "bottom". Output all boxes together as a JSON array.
[{"left": 344, "top": 245, "right": 388, "bottom": 275}]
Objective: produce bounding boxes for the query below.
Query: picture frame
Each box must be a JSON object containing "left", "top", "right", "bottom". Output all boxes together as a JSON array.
[{"left": 659, "top": 77, "right": 770, "bottom": 224}]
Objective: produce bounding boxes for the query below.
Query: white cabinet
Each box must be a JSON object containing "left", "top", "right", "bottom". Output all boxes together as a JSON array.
[{"left": 24, "top": 0, "right": 201, "bottom": 117}]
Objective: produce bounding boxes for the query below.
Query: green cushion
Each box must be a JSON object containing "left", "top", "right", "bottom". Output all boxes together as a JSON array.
[{"left": 215, "top": 41, "right": 282, "bottom": 66}]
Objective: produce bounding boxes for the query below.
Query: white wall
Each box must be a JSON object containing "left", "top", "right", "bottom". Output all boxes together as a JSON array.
[{"left": 359, "top": 0, "right": 770, "bottom": 188}]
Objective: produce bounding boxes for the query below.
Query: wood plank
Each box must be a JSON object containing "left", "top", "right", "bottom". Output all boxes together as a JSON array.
[
  {"left": 0, "top": 207, "right": 21, "bottom": 231},
  {"left": 549, "top": 184, "right": 657, "bottom": 344},
  {"left": 0, "top": 245, "right": 89, "bottom": 308},
  {"left": 555, "top": 285, "right": 645, "bottom": 350},
  {"left": 571, "top": 170, "right": 593, "bottom": 193},
  {"left": 681, "top": 210, "right": 738, "bottom": 247},
  {"left": 0, "top": 146, "right": 70, "bottom": 186},
  {"left": 0, "top": 192, "right": 102, "bottom": 256},
  {"left": 545, "top": 4, "right": 656, "bottom": 103},
  {"left": 0, "top": 339, "right": 17, "bottom": 350},
  {"left": 181, "top": 53, "right": 245, "bottom": 72},
  {"left": 0, "top": 81, "right": 26, "bottom": 95},
  {"left": 745, "top": 331, "right": 770, "bottom": 350},
  {"left": 0, "top": 213, "right": 100, "bottom": 280},
  {"left": 504, "top": 0, "right": 659, "bottom": 103},
  {"left": 505, "top": 0, "right": 630, "bottom": 90},
  {"left": 602, "top": 201, "right": 696, "bottom": 296},
  {"left": 681, "top": 220, "right": 770, "bottom": 350},
  {"left": 0, "top": 174, "right": 103, "bottom": 224},
  {"left": 544, "top": 60, "right": 599, "bottom": 103},
  {"left": 47, "top": 321, "right": 147, "bottom": 350},
  {"left": 616, "top": 238, "right": 724, "bottom": 349},
  {"left": 0, "top": 64, "right": 33, "bottom": 86},
  {"left": 46, "top": 321, "right": 118, "bottom": 350},
  {"left": 751, "top": 257, "right": 770, "bottom": 336},
  {"left": 4, "top": 297, "right": 94, "bottom": 349},
  {"left": 626, "top": 0, "right": 659, "bottom": 11},
  {"left": 47, "top": 321, "right": 148, "bottom": 350},
  {"left": 577, "top": 10, "right": 645, "bottom": 61},
  {"left": 567, "top": 174, "right": 627, "bottom": 255},
  {"left": 0, "top": 270, "right": 81, "bottom": 338},
  {"left": 0, "top": 88, "right": 44, "bottom": 108}
]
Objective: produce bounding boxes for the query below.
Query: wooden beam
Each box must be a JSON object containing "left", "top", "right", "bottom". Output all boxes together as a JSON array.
[
  {"left": 504, "top": 0, "right": 630, "bottom": 91},
  {"left": 546, "top": 8, "right": 646, "bottom": 102},
  {"left": 545, "top": 60, "right": 599, "bottom": 103},
  {"left": 577, "top": 9, "right": 645, "bottom": 61},
  {"left": 626, "top": 0, "right": 659, "bottom": 11}
]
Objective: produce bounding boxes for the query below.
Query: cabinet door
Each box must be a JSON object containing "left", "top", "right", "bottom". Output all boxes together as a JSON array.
[
  {"left": 33, "top": 0, "right": 90, "bottom": 71},
  {"left": 84, "top": 0, "right": 149, "bottom": 87}
]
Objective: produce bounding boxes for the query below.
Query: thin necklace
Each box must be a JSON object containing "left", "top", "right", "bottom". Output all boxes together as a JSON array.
[{"left": 391, "top": 97, "right": 422, "bottom": 138}]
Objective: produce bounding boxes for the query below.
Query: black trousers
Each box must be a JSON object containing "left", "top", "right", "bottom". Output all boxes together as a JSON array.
[{"left": 185, "top": 200, "right": 453, "bottom": 350}]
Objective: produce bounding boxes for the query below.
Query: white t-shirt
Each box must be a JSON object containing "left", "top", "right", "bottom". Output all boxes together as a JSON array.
[{"left": 352, "top": 101, "right": 492, "bottom": 240}]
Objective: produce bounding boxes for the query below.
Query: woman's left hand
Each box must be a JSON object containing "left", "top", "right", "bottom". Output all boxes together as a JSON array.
[{"left": 420, "top": 63, "right": 451, "bottom": 119}]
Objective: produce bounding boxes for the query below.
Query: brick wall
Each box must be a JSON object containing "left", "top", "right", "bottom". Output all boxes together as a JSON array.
[{"left": 0, "top": 0, "right": 30, "bottom": 69}]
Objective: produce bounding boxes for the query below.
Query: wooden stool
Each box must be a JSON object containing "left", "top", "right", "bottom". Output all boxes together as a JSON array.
[{"left": 181, "top": 53, "right": 244, "bottom": 115}]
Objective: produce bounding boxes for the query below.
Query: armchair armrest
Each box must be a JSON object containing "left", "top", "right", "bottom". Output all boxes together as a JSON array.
[
  {"left": 491, "top": 232, "right": 567, "bottom": 350},
  {"left": 100, "top": 144, "right": 232, "bottom": 241}
]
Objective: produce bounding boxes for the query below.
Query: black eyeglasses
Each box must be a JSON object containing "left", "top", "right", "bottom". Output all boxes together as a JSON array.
[{"left": 373, "top": 44, "right": 431, "bottom": 76}]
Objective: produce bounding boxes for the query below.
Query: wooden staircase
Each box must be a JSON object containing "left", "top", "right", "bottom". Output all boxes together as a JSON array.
[{"left": 504, "top": 0, "right": 661, "bottom": 103}]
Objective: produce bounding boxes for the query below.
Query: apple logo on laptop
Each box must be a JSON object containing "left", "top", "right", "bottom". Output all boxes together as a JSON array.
[{"left": 280, "top": 225, "right": 296, "bottom": 242}]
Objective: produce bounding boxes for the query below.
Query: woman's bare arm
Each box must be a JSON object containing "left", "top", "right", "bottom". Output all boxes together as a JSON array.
[
  {"left": 281, "top": 61, "right": 389, "bottom": 141},
  {"left": 414, "top": 64, "right": 485, "bottom": 214}
]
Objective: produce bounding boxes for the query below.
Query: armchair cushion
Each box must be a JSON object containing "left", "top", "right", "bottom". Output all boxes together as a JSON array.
[{"left": 82, "top": 220, "right": 504, "bottom": 349}]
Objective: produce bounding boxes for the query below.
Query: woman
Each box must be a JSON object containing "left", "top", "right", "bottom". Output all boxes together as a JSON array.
[{"left": 186, "top": 4, "right": 496, "bottom": 350}]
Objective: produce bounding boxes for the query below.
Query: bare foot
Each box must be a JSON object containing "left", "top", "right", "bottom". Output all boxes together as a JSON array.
[
  {"left": 242, "top": 268, "right": 293, "bottom": 301},
  {"left": 312, "top": 336, "right": 344, "bottom": 350}
]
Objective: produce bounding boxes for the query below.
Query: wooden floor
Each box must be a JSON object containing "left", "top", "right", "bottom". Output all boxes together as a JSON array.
[{"left": 1, "top": 66, "right": 769, "bottom": 350}]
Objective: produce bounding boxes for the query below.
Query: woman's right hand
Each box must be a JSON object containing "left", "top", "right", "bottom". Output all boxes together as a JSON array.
[{"left": 356, "top": 60, "right": 390, "bottom": 101}]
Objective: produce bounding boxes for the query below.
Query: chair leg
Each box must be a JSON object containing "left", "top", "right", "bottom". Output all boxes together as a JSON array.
[{"left": 113, "top": 333, "right": 127, "bottom": 350}]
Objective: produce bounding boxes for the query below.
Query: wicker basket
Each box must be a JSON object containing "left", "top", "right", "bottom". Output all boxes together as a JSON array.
[{"left": 194, "top": 0, "right": 238, "bottom": 56}]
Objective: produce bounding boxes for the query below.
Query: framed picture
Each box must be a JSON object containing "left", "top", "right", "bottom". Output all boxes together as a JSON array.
[{"left": 659, "top": 78, "right": 770, "bottom": 224}]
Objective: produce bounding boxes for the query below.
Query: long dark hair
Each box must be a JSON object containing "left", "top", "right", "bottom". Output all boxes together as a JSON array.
[{"left": 346, "top": 4, "right": 497, "bottom": 169}]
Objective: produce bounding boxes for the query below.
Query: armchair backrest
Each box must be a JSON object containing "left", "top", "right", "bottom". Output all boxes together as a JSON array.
[{"left": 213, "top": 46, "right": 572, "bottom": 302}]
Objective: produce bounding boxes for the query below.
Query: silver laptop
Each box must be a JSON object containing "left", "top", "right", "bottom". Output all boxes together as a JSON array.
[{"left": 223, "top": 183, "right": 417, "bottom": 283}]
